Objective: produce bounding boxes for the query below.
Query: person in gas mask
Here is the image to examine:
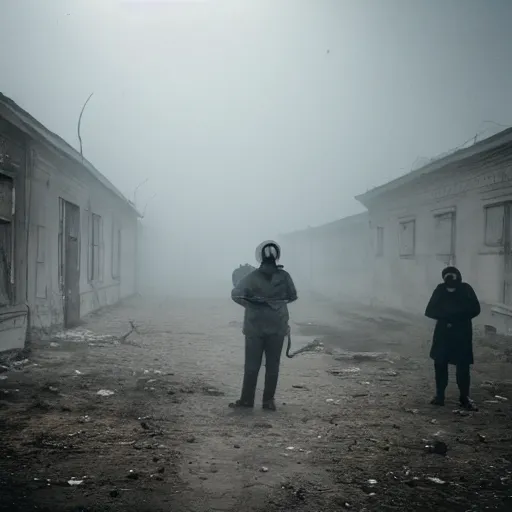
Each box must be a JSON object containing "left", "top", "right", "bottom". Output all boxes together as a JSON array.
[
  {"left": 425, "top": 266, "right": 481, "bottom": 410},
  {"left": 229, "top": 240, "right": 298, "bottom": 411}
]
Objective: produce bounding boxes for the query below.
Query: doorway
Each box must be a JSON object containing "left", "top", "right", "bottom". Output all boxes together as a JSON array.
[{"left": 59, "top": 199, "right": 81, "bottom": 327}]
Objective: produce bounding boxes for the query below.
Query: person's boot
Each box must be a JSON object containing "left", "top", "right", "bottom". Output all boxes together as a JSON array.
[
  {"left": 229, "top": 372, "right": 258, "bottom": 409},
  {"left": 262, "top": 373, "right": 279, "bottom": 411},
  {"left": 228, "top": 399, "right": 253, "bottom": 409},
  {"left": 430, "top": 395, "right": 445, "bottom": 406},
  {"left": 262, "top": 399, "right": 276, "bottom": 411},
  {"left": 460, "top": 396, "right": 478, "bottom": 411}
]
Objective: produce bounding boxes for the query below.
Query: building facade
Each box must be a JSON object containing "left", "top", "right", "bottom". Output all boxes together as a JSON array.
[
  {"left": 356, "top": 128, "right": 512, "bottom": 332},
  {"left": 279, "top": 213, "right": 371, "bottom": 303},
  {"left": 0, "top": 94, "right": 140, "bottom": 352}
]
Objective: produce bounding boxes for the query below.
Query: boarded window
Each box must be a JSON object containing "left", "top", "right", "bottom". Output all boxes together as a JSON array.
[
  {"left": 376, "top": 227, "right": 384, "bottom": 257},
  {"left": 399, "top": 220, "right": 415, "bottom": 257},
  {"left": 484, "top": 204, "right": 505, "bottom": 246},
  {"left": 0, "top": 175, "right": 14, "bottom": 305},
  {"left": 0, "top": 221, "right": 12, "bottom": 305},
  {"left": 434, "top": 212, "right": 455, "bottom": 256},
  {"left": 111, "top": 223, "right": 121, "bottom": 280},
  {"left": 35, "top": 225, "right": 47, "bottom": 298},
  {"left": 89, "top": 213, "right": 103, "bottom": 281},
  {"left": 58, "top": 199, "right": 64, "bottom": 291}
]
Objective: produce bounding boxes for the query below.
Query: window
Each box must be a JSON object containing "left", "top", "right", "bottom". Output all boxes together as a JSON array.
[
  {"left": 434, "top": 212, "right": 455, "bottom": 257},
  {"left": 484, "top": 204, "right": 505, "bottom": 246},
  {"left": 376, "top": 227, "right": 384, "bottom": 257},
  {"left": 0, "top": 174, "right": 14, "bottom": 305},
  {"left": 111, "top": 223, "right": 121, "bottom": 280},
  {"left": 399, "top": 219, "right": 415, "bottom": 257},
  {"left": 88, "top": 213, "right": 103, "bottom": 281},
  {"left": 58, "top": 198, "right": 64, "bottom": 291},
  {"left": 35, "top": 225, "right": 47, "bottom": 298}
]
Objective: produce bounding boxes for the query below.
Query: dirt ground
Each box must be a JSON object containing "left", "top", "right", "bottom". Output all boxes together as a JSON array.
[{"left": 1, "top": 295, "right": 512, "bottom": 512}]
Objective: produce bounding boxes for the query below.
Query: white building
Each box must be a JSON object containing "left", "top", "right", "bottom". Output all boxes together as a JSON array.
[
  {"left": 356, "top": 128, "right": 512, "bottom": 333},
  {"left": 0, "top": 93, "right": 140, "bottom": 352}
]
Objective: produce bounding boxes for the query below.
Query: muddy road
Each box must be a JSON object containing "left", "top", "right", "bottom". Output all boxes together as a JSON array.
[{"left": 1, "top": 296, "right": 511, "bottom": 511}]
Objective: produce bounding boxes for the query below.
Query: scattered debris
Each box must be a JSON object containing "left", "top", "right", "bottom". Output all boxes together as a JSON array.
[
  {"left": 427, "top": 477, "right": 446, "bottom": 485},
  {"left": 53, "top": 329, "right": 115, "bottom": 344},
  {"left": 329, "top": 367, "right": 361, "bottom": 375},
  {"left": 425, "top": 440, "right": 448, "bottom": 456},
  {"left": 254, "top": 422, "right": 273, "bottom": 429},
  {"left": 202, "top": 387, "right": 225, "bottom": 397},
  {"left": 97, "top": 389, "right": 115, "bottom": 397},
  {"left": 335, "top": 351, "right": 391, "bottom": 363},
  {"left": 119, "top": 320, "right": 139, "bottom": 343}
]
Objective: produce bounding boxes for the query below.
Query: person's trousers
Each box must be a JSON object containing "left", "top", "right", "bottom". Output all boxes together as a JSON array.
[
  {"left": 239, "top": 334, "right": 285, "bottom": 405},
  {"left": 434, "top": 361, "right": 471, "bottom": 400}
]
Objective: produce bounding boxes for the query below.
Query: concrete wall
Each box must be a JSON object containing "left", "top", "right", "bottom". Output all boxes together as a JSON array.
[
  {"left": 363, "top": 148, "right": 512, "bottom": 323},
  {"left": 0, "top": 122, "right": 29, "bottom": 352},
  {"left": 279, "top": 213, "right": 371, "bottom": 304},
  {"left": 27, "top": 143, "right": 138, "bottom": 329}
]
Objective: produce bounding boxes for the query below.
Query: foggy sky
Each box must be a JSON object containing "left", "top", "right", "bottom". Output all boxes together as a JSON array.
[{"left": 1, "top": 0, "right": 512, "bottom": 294}]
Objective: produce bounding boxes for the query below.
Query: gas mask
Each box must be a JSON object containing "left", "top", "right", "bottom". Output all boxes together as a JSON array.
[
  {"left": 444, "top": 273, "right": 459, "bottom": 289},
  {"left": 255, "top": 240, "right": 281, "bottom": 264}
]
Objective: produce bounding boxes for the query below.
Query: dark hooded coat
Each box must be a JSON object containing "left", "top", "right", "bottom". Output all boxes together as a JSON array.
[
  {"left": 231, "top": 262, "right": 297, "bottom": 337},
  {"left": 425, "top": 267, "right": 481, "bottom": 365}
]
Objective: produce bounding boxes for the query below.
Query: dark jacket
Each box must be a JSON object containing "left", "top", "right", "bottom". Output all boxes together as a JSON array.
[
  {"left": 425, "top": 281, "right": 481, "bottom": 365},
  {"left": 231, "top": 263, "right": 298, "bottom": 337}
]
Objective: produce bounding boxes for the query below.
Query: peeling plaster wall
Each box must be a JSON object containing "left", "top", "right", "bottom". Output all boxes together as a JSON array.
[
  {"left": 363, "top": 148, "right": 512, "bottom": 325},
  {"left": 27, "top": 143, "right": 138, "bottom": 330}
]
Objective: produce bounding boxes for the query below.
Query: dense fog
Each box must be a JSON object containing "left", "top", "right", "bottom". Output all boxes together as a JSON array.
[{"left": 2, "top": 0, "right": 512, "bottom": 297}]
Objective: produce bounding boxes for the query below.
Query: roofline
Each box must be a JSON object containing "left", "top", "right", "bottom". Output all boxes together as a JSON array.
[
  {"left": 0, "top": 93, "right": 141, "bottom": 217},
  {"left": 355, "top": 127, "right": 512, "bottom": 207},
  {"left": 280, "top": 212, "right": 368, "bottom": 238}
]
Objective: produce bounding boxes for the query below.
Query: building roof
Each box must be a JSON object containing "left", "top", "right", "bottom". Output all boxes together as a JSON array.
[
  {"left": 356, "top": 127, "right": 512, "bottom": 207},
  {"left": 0, "top": 93, "right": 141, "bottom": 217},
  {"left": 280, "top": 211, "right": 368, "bottom": 238}
]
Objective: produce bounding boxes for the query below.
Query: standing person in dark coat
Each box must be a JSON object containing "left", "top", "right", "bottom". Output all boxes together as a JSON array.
[
  {"left": 229, "top": 240, "right": 298, "bottom": 411},
  {"left": 425, "top": 266, "right": 481, "bottom": 410}
]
